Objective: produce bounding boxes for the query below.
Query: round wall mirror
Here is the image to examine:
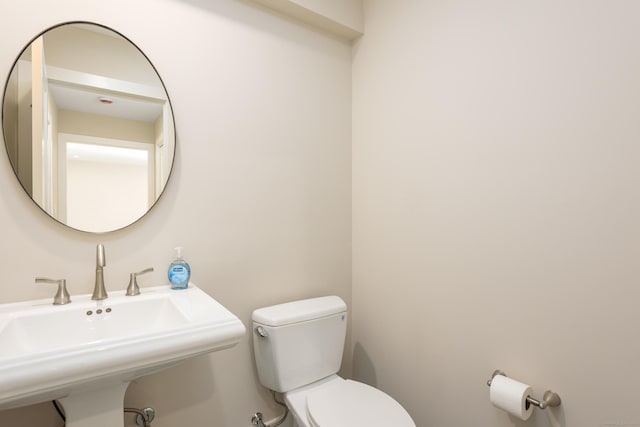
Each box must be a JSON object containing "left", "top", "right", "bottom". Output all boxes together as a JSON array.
[{"left": 2, "top": 22, "right": 175, "bottom": 233}]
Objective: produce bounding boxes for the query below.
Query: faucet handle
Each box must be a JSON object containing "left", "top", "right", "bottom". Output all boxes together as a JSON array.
[
  {"left": 36, "top": 277, "right": 71, "bottom": 305},
  {"left": 126, "top": 267, "right": 154, "bottom": 296}
]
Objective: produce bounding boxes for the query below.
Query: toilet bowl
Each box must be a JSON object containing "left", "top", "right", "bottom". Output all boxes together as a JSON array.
[
  {"left": 252, "top": 296, "right": 415, "bottom": 427},
  {"left": 285, "top": 375, "right": 414, "bottom": 427}
]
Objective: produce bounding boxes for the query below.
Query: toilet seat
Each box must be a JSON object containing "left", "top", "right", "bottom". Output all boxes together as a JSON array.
[{"left": 306, "top": 380, "right": 415, "bottom": 427}]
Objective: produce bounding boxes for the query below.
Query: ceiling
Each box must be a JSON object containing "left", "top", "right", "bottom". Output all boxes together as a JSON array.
[{"left": 48, "top": 82, "right": 163, "bottom": 123}]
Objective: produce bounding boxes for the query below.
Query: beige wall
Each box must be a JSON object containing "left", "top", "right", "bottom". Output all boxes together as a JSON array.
[
  {"left": 0, "top": 0, "right": 352, "bottom": 426},
  {"left": 65, "top": 156, "right": 149, "bottom": 232},
  {"left": 353, "top": 1, "right": 640, "bottom": 426}
]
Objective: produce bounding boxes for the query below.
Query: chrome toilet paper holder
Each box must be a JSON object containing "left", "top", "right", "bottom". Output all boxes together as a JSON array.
[{"left": 487, "top": 370, "right": 561, "bottom": 410}]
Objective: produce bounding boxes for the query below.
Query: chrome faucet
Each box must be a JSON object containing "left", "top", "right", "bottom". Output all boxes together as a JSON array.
[
  {"left": 36, "top": 277, "right": 71, "bottom": 305},
  {"left": 126, "top": 267, "right": 154, "bottom": 296},
  {"left": 91, "top": 243, "right": 108, "bottom": 300}
]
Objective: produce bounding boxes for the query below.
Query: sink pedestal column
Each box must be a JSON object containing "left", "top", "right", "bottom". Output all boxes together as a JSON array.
[{"left": 59, "top": 382, "right": 130, "bottom": 427}]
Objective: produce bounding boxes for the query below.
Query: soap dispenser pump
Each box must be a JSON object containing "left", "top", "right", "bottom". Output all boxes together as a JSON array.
[{"left": 168, "top": 247, "right": 191, "bottom": 290}]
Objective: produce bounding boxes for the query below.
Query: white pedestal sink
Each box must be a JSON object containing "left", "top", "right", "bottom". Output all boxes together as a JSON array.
[{"left": 0, "top": 284, "right": 245, "bottom": 427}]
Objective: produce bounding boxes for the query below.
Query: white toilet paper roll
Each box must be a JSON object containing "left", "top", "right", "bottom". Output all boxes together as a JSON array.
[{"left": 489, "top": 375, "right": 533, "bottom": 420}]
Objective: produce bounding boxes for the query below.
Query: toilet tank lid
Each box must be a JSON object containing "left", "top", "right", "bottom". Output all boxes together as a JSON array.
[{"left": 252, "top": 296, "right": 346, "bottom": 326}]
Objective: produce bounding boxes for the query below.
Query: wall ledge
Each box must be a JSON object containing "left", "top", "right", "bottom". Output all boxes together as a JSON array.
[{"left": 247, "top": 0, "right": 363, "bottom": 40}]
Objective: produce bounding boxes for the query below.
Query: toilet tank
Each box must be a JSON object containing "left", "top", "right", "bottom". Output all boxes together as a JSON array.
[{"left": 252, "top": 296, "right": 347, "bottom": 393}]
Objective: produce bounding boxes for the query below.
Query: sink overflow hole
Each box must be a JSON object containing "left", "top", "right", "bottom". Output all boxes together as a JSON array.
[{"left": 86, "top": 307, "right": 112, "bottom": 316}]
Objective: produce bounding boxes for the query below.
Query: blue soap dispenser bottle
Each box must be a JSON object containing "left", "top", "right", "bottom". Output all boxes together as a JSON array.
[{"left": 168, "top": 246, "right": 191, "bottom": 290}]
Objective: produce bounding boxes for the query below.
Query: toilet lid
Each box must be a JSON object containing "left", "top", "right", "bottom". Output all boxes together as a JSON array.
[{"left": 306, "top": 380, "right": 415, "bottom": 427}]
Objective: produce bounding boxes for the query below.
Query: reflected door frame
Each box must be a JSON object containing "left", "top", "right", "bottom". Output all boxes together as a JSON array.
[{"left": 57, "top": 133, "right": 154, "bottom": 226}]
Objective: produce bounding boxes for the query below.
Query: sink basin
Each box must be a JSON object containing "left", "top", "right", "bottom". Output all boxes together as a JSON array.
[{"left": 0, "top": 284, "right": 245, "bottom": 425}]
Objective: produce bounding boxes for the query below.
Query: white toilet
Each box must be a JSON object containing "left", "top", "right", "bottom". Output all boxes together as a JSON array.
[{"left": 252, "top": 296, "right": 416, "bottom": 427}]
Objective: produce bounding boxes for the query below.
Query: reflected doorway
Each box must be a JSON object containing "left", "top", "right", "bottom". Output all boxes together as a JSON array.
[{"left": 58, "top": 134, "right": 153, "bottom": 232}]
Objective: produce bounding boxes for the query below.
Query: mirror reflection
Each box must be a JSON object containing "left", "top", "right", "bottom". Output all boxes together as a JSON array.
[{"left": 2, "top": 22, "right": 175, "bottom": 233}]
